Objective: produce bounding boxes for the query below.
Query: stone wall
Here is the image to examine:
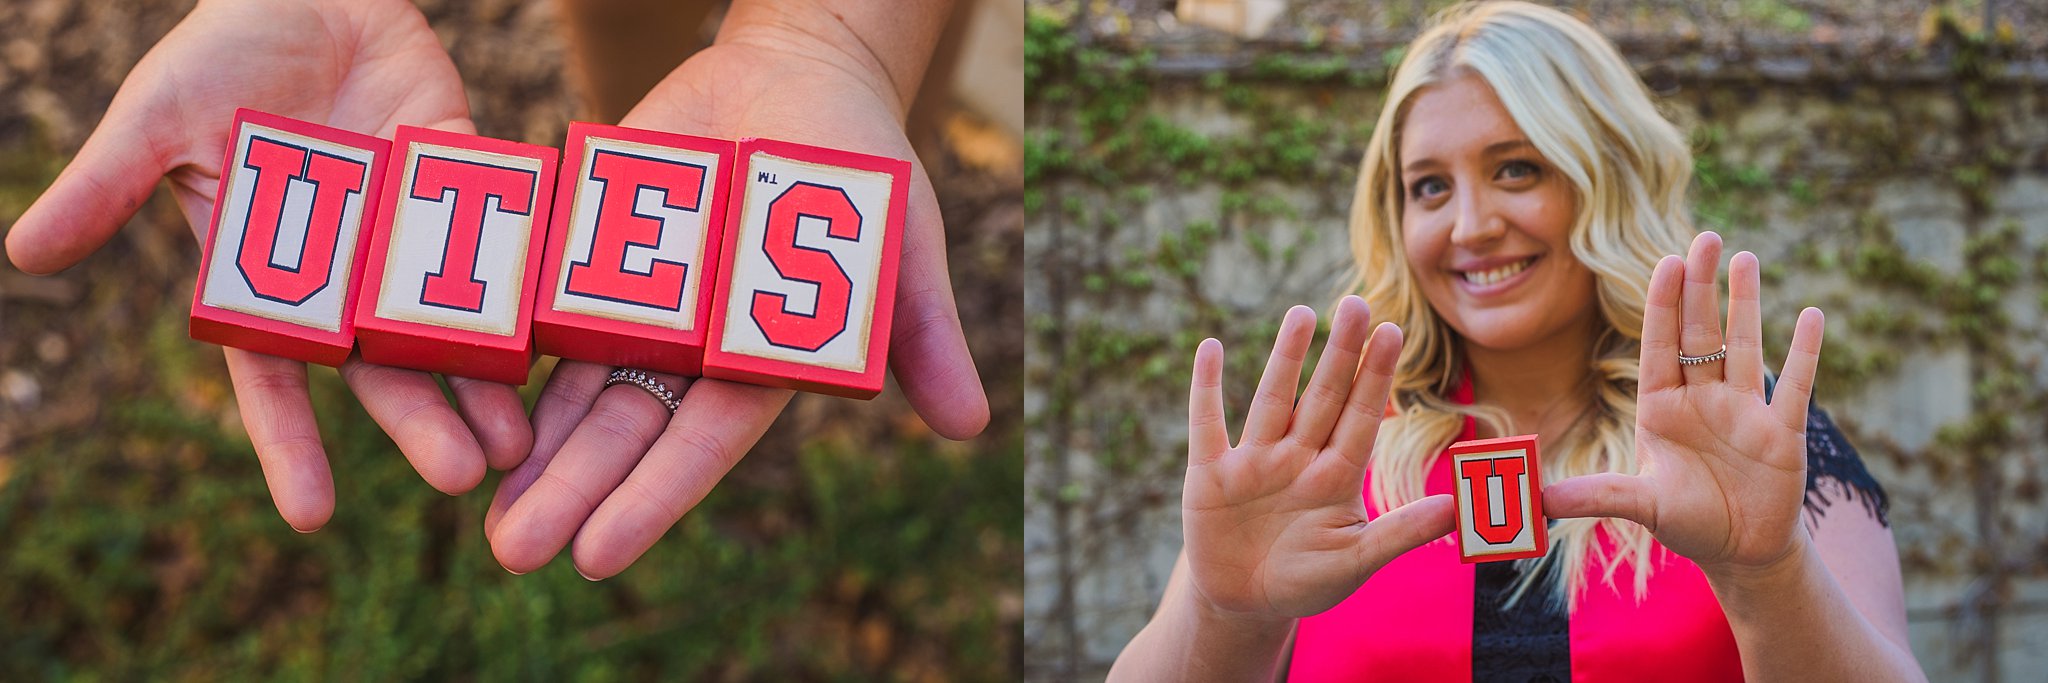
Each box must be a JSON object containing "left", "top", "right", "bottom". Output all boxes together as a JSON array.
[{"left": 1025, "top": 6, "right": 2048, "bottom": 681}]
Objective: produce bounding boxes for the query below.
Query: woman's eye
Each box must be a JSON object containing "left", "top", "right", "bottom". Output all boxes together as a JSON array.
[
  {"left": 1498, "top": 160, "right": 1539, "bottom": 181},
  {"left": 1409, "top": 176, "right": 1448, "bottom": 199}
]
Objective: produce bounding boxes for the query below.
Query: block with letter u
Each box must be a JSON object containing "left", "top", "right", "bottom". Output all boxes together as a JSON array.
[
  {"left": 1450, "top": 434, "right": 1549, "bottom": 563},
  {"left": 190, "top": 109, "right": 391, "bottom": 367}
]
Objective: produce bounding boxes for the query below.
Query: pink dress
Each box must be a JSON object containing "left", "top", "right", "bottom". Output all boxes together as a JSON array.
[{"left": 1287, "top": 379, "right": 1746, "bottom": 682}]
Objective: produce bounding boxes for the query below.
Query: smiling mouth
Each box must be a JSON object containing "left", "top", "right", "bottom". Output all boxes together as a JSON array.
[{"left": 1459, "top": 256, "right": 1537, "bottom": 287}]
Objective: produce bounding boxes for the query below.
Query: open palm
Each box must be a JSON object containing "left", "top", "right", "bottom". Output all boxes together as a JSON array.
[
  {"left": 1546, "top": 232, "right": 1826, "bottom": 572},
  {"left": 5, "top": 0, "right": 529, "bottom": 531},
  {"left": 1182, "top": 298, "right": 1455, "bottom": 619},
  {"left": 483, "top": 34, "right": 988, "bottom": 578}
]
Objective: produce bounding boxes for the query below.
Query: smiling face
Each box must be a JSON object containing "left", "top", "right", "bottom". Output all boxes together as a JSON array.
[{"left": 1397, "top": 71, "right": 1599, "bottom": 354}]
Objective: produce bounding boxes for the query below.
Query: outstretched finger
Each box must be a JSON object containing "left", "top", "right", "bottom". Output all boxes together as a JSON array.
[
  {"left": 1771, "top": 308, "right": 1826, "bottom": 430},
  {"left": 1329, "top": 322, "right": 1403, "bottom": 468},
  {"left": 340, "top": 357, "right": 488, "bottom": 495},
  {"left": 447, "top": 376, "right": 535, "bottom": 472},
  {"left": 1542, "top": 473, "right": 1657, "bottom": 529},
  {"left": 1723, "top": 251, "right": 1766, "bottom": 397},
  {"left": 568, "top": 380, "right": 792, "bottom": 580},
  {"left": 486, "top": 360, "right": 611, "bottom": 538},
  {"left": 491, "top": 372, "right": 691, "bottom": 575},
  {"left": 1287, "top": 296, "right": 1372, "bottom": 451},
  {"left": 5, "top": 83, "right": 174, "bottom": 274},
  {"left": 1639, "top": 255, "right": 1685, "bottom": 392},
  {"left": 1188, "top": 337, "right": 1230, "bottom": 466},
  {"left": 1678, "top": 232, "right": 1726, "bottom": 384},
  {"left": 1354, "top": 493, "right": 1456, "bottom": 575},
  {"left": 222, "top": 349, "right": 334, "bottom": 532},
  {"left": 1241, "top": 306, "right": 1317, "bottom": 447}
]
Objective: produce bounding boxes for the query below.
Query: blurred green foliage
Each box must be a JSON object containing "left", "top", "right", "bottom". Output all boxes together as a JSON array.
[{"left": 0, "top": 312, "right": 1020, "bottom": 681}]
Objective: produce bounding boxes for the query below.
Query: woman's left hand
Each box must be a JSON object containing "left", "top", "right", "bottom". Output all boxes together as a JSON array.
[{"left": 1544, "top": 231, "right": 1827, "bottom": 574}]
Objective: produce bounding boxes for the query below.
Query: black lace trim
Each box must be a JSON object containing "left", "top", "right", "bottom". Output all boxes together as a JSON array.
[{"left": 1471, "top": 552, "right": 1570, "bottom": 682}]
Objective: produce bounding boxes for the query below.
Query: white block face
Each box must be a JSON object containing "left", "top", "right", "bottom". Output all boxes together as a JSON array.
[
  {"left": 374, "top": 142, "right": 544, "bottom": 337},
  {"left": 201, "top": 122, "right": 376, "bottom": 332},
  {"left": 1454, "top": 449, "right": 1538, "bottom": 556},
  {"left": 718, "top": 152, "right": 893, "bottom": 373},
  {"left": 552, "top": 137, "right": 723, "bottom": 329}
]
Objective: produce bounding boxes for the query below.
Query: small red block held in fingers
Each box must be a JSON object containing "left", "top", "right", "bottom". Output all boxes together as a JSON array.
[
  {"left": 353, "top": 125, "right": 560, "bottom": 385},
  {"left": 1450, "top": 434, "right": 1548, "bottom": 563},
  {"left": 190, "top": 109, "right": 391, "bottom": 367},
  {"left": 532, "top": 122, "right": 736, "bottom": 377},
  {"left": 701, "top": 138, "right": 908, "bottom": 400}
]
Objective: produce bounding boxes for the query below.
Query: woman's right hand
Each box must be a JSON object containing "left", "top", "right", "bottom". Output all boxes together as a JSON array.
[
  {"left": 1182, "top": 296, "right": 1457, "bottom": 622},
  {"left": 4, "top": 0, "right": 523, "bottom": 532}
]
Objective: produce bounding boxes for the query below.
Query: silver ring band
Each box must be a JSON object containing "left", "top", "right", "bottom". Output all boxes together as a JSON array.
[
  {"left": 1678, "top": 346, "right": 1727, "bottom": 366},
  {"left": 606, "top": 368, "right": 679, "bottom": 413}
]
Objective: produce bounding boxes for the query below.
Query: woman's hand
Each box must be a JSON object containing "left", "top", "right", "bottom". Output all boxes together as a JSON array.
[
  {"left": 1181, "top": 297, "right": 1456, "bottom": 620},
  {"left": 482, "top": 0, "right": 986, "bottom": 579},
  {"left": 3, "top": 0, "right": 529, "bottom": 532},
  {"left": 1544, "top": 231, "right": 1826, "bottom": 574}
]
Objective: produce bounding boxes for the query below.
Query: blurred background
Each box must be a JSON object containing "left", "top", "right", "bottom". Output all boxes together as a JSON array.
[
  {"left": 0, "top": 0, "right": 1021, "bottom": 680},
  {"left": 1026, "top": 0, "right": 2048, "bottom": 680}
]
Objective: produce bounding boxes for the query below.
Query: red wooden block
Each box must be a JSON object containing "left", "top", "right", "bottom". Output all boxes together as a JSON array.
[
  {"left": 702, "top": 138, "right": 908, "bottom": 399},
  {"left": 1450, "top": 434, "right": 1548, "bottom": 564},
  {"left": 190, "top": 109, "right": 390, "bottom": 367},
  {"left": 533, "top": 122, "right": 736, "bottom": 376},
  {"left": 353, "top": 126, "right": 560, "bottom": 385}
]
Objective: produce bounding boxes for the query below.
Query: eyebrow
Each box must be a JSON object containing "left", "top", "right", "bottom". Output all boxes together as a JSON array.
[{"left": 1401, "top": 138, "right": 1538, "bottom": 174}]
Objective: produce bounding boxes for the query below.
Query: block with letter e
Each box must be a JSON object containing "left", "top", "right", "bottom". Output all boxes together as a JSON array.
[
  {"left": 190, "top": 109, "right": 390, "bottom": 366},
  {"left": 1451, "top": 434, "right": 1548, "bottom": 563},
  {"left": 533, "top": 122, "right": 735, "bottom": 375},
  {"left": 702, "top": 139, "right": 908, "bottom": 399},
  {"left": 353, "top": 126, "right": 559, "bottom": 385}
]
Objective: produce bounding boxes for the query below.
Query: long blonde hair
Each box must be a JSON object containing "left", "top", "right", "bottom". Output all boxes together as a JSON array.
[{"left": 1349, "top": 1, "right": 1696, "bottom": 607}]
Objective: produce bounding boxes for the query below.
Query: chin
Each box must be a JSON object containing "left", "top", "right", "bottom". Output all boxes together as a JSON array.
[{"left": 1441, "top": 312, "right": 1559, "bottom": 353}]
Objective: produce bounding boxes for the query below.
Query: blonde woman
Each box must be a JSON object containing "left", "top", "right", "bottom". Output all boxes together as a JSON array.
[{"left": 1110, "top": 2, "right": 1923, "bottom": 681}]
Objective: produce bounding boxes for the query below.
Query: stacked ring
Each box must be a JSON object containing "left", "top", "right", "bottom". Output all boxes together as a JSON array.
[
  {"left": 1678, "top": 346, "right": 1727, "bottom": 366},
  {"left": 606, "top": 368, "right": 680, "bottom": 413}
]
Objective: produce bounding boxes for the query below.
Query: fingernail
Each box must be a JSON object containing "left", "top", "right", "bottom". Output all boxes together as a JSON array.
[
  {"left": 504, "top": 565, "right": 527, "bottom": 576},
  {"left": 290, "top": 524, "right": 319, "bottom": 534},
  {"left": 576, "top": 567, "right": 602, "bottom": 582}
]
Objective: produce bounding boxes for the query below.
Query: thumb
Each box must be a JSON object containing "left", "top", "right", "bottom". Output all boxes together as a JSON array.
[
  {"left": 6, "top": 85, "right": 174, "bottom": 274},
  {"left": 887, "top": 169, "right": 988, "bottom": 440},
  {"left": 1542, "top": 472, "right": 1657, "bottom": 528},
  {"left": 1355, "top": 493, "right": 1457, "bottom": 573}
]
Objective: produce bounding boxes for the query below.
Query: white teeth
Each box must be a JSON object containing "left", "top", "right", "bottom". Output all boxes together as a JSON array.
[{"left": 1461, "top": 258, "right": 1533, "bottom": 286}]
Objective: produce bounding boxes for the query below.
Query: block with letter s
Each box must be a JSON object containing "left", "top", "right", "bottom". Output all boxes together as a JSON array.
[{"left": 702, "top": 138, "right": 908, "bottom": 399}]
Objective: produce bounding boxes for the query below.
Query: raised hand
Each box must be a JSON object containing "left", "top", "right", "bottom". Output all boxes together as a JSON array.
[
  {"left": 482, "top": 0, "right": 987, "bottom": 579},
  {"left": 4, "top": 0, "right": 531, "bottom": 531},
  {"left": 1545, "top": 231, "right": 1826, "bottom": 572},
  {"left": 1181, "top": 297, "right": 1455, "bottom": 619}
]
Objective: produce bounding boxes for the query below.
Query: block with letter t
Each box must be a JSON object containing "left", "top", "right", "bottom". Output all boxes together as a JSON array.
[
  {"left": 353, "top": 126, "right": 560, "bottom": 385},
  {"left": 190, "top": 109, "right": 390, "bottom": 367},
  {"left": 533, "top": 122, "right": 735, "bottom": 375},
  {"left": 1450, "top": 434, "right": 1549, "bottom": 563},
  {"left": 702, "top": 138, "right": 908, "bottom": 399}
]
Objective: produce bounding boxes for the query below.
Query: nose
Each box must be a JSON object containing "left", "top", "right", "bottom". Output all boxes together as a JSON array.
[{"left": 1448, "top": 184, "right": 1504, "bottom": 247}]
